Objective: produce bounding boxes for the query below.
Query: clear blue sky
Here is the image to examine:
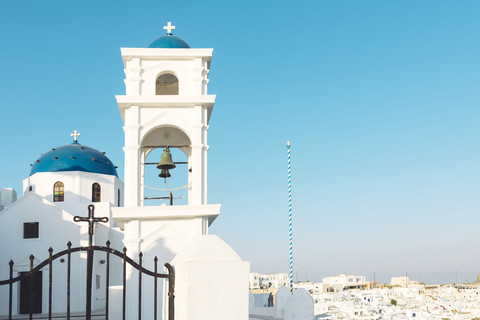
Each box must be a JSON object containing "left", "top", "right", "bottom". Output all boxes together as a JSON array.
[{"left": 0, "top": 1, "right": 479, "bottom": 285}]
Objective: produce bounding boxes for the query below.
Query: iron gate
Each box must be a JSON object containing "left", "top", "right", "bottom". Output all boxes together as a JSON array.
[{"left": 0, "top": 205, "right": 174, "bottom": 320}]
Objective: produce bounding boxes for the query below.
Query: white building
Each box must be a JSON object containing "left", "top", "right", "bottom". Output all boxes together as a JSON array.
[
  {"left": 391, "top": 276, "right": 419, "bottom": 287},
  {"left": 250, "top": 272, "right": 290, "bottom": 289},
  {"left": 322, "top": 273, "right": 368, "bottom": 292},
  {"left": 0, "top": 23, "right": 249, "bottom": 320},
  {"left": 0, "top": 188, "right": 17, "bottom": 211}
]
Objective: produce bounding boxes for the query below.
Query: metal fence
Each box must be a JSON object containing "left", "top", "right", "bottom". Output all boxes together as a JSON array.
[{"left": 0, "top": 205, "right": 174, "bottom": 320}]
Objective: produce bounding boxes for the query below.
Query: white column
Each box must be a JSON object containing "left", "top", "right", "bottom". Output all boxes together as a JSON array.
[
  {"left": 187, "top": 153, "right": 192, "bottom": 205},
  {"left": 202, "top": 107, "right": 209, "bottom": 204},
  {"left": 124, "top": 106, "right": 141, "bottom": 207},
  {"left": 124, "top": 58, "right": 142, "bottom": 96},
  {"left": 190, "top": 145, "right": 203, "bottom": 205},
  {"left": 191, "top": 106, "right": 206, "bottom": 205}
]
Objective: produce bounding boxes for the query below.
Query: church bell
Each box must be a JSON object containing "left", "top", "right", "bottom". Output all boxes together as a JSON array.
[
  {"left": 156, "top": 147, "right": 176, "bottom": 170},
  {"left": 159, "top": 169, "right": 171, "bottom": 178}
]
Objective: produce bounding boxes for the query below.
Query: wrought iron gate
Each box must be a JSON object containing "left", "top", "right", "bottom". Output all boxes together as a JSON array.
[{"left": 0, "top": 205, "right": 175, "bottom": 320}]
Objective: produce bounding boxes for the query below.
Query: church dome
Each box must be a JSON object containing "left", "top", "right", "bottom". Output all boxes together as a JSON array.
[
  {"left": 30, "top": 142, "right": 118, "bottom": 177},
  {"left": 148, "top": 35, "right": 191, "bottom": 48}
]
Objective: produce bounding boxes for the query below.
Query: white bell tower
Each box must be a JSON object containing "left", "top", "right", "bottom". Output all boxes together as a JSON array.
[
  {"left": 110, "top": 23, "right": 221, "bottom": 319},
  {"left": 109, "top": 25, "right": 250, "bottom": 320},
  {"left": 112, "top": 23, "right": 221, "bottom": 254}
]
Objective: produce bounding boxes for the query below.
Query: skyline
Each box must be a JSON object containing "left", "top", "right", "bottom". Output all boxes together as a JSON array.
[{"left": 0, "top": 1, "right": 479, "bottom": 284}]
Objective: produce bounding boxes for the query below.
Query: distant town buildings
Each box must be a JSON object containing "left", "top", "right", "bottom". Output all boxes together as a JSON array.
[
  {"left": 390, "top": 275, "right": 418, "bottom": 287},
  {"left": 323, "top": 273, "right": 372, "bottom": 292},
  {"left": 249, "top": 272, "right": 290, "bottom": 290},
  {"left": 249, "top": 272, "right": 480, "bottom": 319}
]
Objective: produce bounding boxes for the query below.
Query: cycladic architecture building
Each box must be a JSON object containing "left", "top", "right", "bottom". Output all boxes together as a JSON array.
[
  {"left": 0, "top": 188, "right": 17, "bottom": 211},
  {"left": 0, "top": 23, "right": 249, "bottom": 320}
]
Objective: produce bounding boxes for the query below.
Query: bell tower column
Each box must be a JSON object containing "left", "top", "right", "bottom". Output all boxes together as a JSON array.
[
  {"left": 190, "top": 105, "right": 209, "bottom": 205},
  {"left": 123, "top": 105, "right": 141, "bottom": 207},
  {"left": 190, "top": 145, "right": 204, "bottom": 205}
]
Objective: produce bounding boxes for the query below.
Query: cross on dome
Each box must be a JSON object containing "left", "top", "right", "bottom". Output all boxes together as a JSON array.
[
  {"left": 164, "top": 22, "right": 175, "bottom": 35},
  {"left": 71, "top": 130, "right": 81, "bottom": 142}
]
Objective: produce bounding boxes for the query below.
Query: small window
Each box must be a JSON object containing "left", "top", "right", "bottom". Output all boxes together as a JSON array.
[
  {"left": 24, "top": 222, "right": 39, "bottom": 239},
  {"left": 117, "top": 189, "right": 121, "bottom": 207},
  {"left": 96, "top": 275, "right": 101, "bottom": 290},
  {"left": 92, "top": 183, "right": 101, "bottom": 202},
  {"left": 156, "top": 73, "right": 179, "bottom": 95},
  {"left": 53, "top": 182, "right": 64, "bottom": 202}
]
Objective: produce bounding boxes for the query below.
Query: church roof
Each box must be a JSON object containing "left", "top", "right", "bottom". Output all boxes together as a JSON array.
[
  {"left": 147, "top": 34, "right": 191, "bottom": 48},
  {"left": 30, "top": 142, "right": 118, "bottom": 177}
]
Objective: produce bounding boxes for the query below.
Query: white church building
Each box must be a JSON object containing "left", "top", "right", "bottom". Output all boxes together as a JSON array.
[{"left": 0, "top": 23, "right": 251, "bottom": 320}]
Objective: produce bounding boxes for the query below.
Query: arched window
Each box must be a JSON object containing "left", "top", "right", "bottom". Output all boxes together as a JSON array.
[
  {"left": 117, "top": 189, "right": 121, "bottom": 207},
  {"left": 92, "top": 183, "right": 101, "bottom": 202},
  {"left": 156, "top": 73, "right": 179, "bottom": 95},
  {"left": 53, "top": 182, "right": 64, "bottom": 202}
]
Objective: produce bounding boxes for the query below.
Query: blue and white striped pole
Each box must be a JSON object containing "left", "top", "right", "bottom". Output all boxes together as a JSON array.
[{"left": 287, "top": 141, "right": 293, "bottom": 293}]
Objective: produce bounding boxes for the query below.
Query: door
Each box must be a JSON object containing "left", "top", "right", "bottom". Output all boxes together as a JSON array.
[{"left": 19, "top": 271, "right": 42, "bottom": 314}]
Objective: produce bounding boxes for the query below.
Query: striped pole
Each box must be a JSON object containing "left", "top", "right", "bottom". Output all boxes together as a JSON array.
[{"left": 287, "top": 141, "right": 293, "bottom": 293}]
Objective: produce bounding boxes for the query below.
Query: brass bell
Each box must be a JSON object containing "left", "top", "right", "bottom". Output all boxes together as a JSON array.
[
  {"left": 156, "top": 147, "right": 176, "bottom": 170},
  {"left": 159, "top": 169, "right": 171, "bottom": 178}
]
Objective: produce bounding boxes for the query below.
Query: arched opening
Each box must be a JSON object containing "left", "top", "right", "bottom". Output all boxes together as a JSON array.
[
  {"left": 141, "top": 126, "right": 191, "bottom": 206},
  {"left": 92, "top": 183, "right": 101, "bottom": 202},
  {"left": 53, "top": 182, "right": 64, "bottom": 202},
  {"left": 155, "top": 73, "right": 179, "bottom": 95}
]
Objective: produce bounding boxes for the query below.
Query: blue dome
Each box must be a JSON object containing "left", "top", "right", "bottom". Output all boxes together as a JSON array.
[
  {"left": 30, "top": 142, "right": 118, "bottom": 177},
  {"left": 148, "top": 35, "right": 191, "bottom": 48}
]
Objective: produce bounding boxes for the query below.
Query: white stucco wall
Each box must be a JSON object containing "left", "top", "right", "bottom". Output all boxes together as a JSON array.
[
  {"left": 283, "top": 289, "right": 314, "bottom": 320},
  {"left": 23, "top": 171, "right": 123, "bottom": 217},
  {"left": 172, "top": 235, "right": 250, "bottom": 320}
]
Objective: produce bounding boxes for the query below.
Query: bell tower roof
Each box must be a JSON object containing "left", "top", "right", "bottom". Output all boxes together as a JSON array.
[
  {"left": 148, "top": 35, "right": 190, "bottom": 49},
  {"left": 147, "top": 22, "right": 191, "bottom": 49}
]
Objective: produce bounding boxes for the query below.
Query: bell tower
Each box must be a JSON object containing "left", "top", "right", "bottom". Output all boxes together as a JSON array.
[
  {"left": 111, "top": 23, "right": 221, "bottom": 319},
  {"left": 112, "top": 23, "right": 221, "bottom": 257},
  {"left": 116, "top": 23, "right": 215, "bottom": 208},
  {"left": 109, "top": 25, "right": 251, "bottom": 320}
]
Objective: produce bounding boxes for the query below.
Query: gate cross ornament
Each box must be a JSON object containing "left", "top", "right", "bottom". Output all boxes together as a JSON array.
[
  {"left": 74, "top": 205, "right": 109, "bottom": 320},
  {"left": 74, "top": 205, "right": 109, "bottom": 246}
]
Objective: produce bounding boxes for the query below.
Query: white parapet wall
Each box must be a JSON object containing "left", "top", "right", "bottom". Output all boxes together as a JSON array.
[
  {"left": 172, "top": 234, "right": 250, "bottom": 320},
  {"left": 249, "top": 286, "right": 314, "bottom": 320}
]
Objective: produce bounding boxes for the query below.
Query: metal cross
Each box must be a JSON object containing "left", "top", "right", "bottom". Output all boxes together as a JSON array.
[
  {"left": 74, "top": 205, "right": 109, "bottom": 247},
  {"left": 74, "top": 205, "right": 108, "bottom": 320},
  {"left": 164, "top": 22, "right": 175, "bottom": 34},
  {"left": 70, "top": 130, "right": 81, "bottom": 142}
]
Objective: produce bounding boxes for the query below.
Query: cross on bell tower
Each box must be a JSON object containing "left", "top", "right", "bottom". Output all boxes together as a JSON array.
[{"left": 163, "top": 22, "right": 175, "bottom": 35}]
